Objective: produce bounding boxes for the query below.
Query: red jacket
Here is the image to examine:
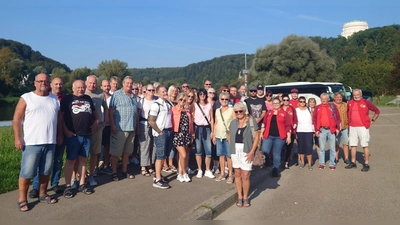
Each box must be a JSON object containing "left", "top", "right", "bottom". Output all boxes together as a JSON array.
[
  {"left": 312, "top": 103, "right": 341, "bottom": 134},
  {"left": 262, "top": 108, "right": 291, "bottom": 140},
  {"left": 348, "top": 99, "right": 380, "bottom": 129},
  {"left": 171, "top": 106, "right": 194, "bottom": 134},
  {"left": 283, "top": 106, "right": 298, "bottom": 134}
]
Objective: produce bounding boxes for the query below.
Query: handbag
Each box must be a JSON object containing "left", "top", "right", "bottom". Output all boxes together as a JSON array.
[{"left": 248, "top": 117, "right": 265, "bottom": 167}]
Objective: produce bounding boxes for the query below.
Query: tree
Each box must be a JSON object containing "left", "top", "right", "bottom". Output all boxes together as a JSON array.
[
  {"left": 389, "top": 50, "right": 400, "bottom": 94},
  {"left": 96, "top": 59, "right": 129, "bottom": 81},
  {"left": 0, "top": 47, "right": 16, "bottom": 85},
  {"left": 250, "top": 35, "right": 339, "bottom": 86}
]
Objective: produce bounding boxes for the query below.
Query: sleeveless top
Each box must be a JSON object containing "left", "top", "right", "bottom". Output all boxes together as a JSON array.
[
  {"left": 194, "top": 102, "right": 212, "bottom": 126},
  {"left": 214, "top": 107, "right": 234, "bottom": 139},
  {"left": 22, "top": 92, "right": 60, "bottom": 145}
]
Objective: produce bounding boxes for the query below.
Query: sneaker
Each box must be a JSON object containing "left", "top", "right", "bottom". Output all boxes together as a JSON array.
[
  {"left": 71, "top": 178, "right": 78, "bottom": 189},
  {"left": 196, "top": 170, "right": 203, "bottom": 178},
  {"left": 299, "top": 164, "right": 304, "bottom": 169},
  {"left": 345, "top": 162, "right": 357, "bottom": 169},
  {"left": 329, "top": 166, "right": 336, "bottom": 170},
  {"left": 271, "top": 168, "right": 281, "bottom": 177},
  {"left": 213, "top": 166, "right": 219, "bottom": 174},
  {"left": 284, "top": 164, "right": 290, "bottom": 170},
  {"left": 153, "top": 176, "right": 169, "bottom": 183},
  {"left": 214, "top": 168, "right": 220, "bottom": 174},
  {"left": 334, "top": 159, "right": 339, "bottom": 165},
  {"left": 361, "top": 164, "right": 370, "bottom": 172},
  {"left": 308, "top": 166, "right": 313, "bottom": 171},
  {"left": 318, "top": 165, "right": 325, "bottom": 170},
  {"left": 177, "top": 174, "right": 184, "bottom": 183},
  {"left": 204, "top": 170, "right": 215, "bottom": 179},
  {"left": 28, "top": 188, "right": 39, "bottom": 199},
  {"left": 153, "top": 179, "right": 170, "bottom": 189},
  {"left": 183, "top": 174, "right": 191, "bottom": 182},
  {"left": 344, "top": 159, "right": 351, "bottom": 165},
  {"left": 101, "top": 166, "right": 113, "bottom": 175},
  {"left": 52, "top": 185, "right": 64, "bottom": 194},
  {"left": 224, "top": 166, "right": 229, "bottom": 174},
  {"left": 87, "top": 176, "right": 98, "bottom": 186},
  {"left": 187, "top": 167, "right": 195, "bottom": 175}
]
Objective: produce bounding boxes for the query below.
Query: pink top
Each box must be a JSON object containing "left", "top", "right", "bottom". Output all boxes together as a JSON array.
[{"left": 194, "top": 102, "right": 212, "bottom": 125}]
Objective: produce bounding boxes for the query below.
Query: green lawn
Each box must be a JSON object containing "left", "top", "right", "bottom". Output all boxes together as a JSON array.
[
  {"left": 0, "top": 97, "right": 20, "bottom": 106},
  {"left": 0, "top": 126, "right": 21, "bottom": 194},
  {"left": 373, "top": 95, "right": 397, "bottom": 106}
]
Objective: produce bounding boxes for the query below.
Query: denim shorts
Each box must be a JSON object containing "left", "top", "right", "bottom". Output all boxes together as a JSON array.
[
  {"left": 20, "top": 144, "right": 56, "bottom": 179},
  {"left": 195, "top": 126, "right": 212, "bottom": 157},
  {"left": 154, "top": 129, "right": 172, "bottom": 161},
  {"left": 336, "top": 128, "right": 349, "bottom": 146},
  {"left": 65, "top": 135, "right": 92, "bottom": 160},
  {"left": 216, "top": 138, "right": 230, "bottom": 157}
]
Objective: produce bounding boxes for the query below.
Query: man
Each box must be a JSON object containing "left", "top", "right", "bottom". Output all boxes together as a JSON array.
[
  {"left": 148, "top": 85, "right": 172, "bottom": 189},
  {"left": 182, "top": 83, "right": 190, "bottom": 93},
  {"left": 239, "top": 84, "right": 247, "bottom": 101},
  {"left": 245, "top": 86, "right": 267, "bottom": 129},
  {"left": 109, "top": 76, "right": 119, "bottom": 95},
  {"left": 333, "top": 92, "right": 350, "bottom": 165},
  {"left": 204, "top": 80, "right": 212, "bottom": 90},
  {"left": 85, "top": 75, "right": 109, "bottom": 186},
  {"left": 13, "top": 73, "right": 60, "bottom": 211},
  {"left": 289, "top": 88, "right": 299, "bottom": 108},
  {"left": 109, "top": 76, "right": 139, "bottom": 181},
  {"left": 312, "top": 93, "right": 341, "bottom": 170},
  {"left": 229, "top": 85, "right": 241, "bottom": 106},
  {"left": 61, "top": 80, "right": 98, "bottom": 197},
  {"left": 100, "top": 79, "right": 113, "bottom": 175},
  {"left": 256, "top": 84, "right": 264, "bottom": 98},
  {"left": 345, "top": 89, "right": 380, "bottom": 171},
  {"left": 29, "top": 77, "right": 65, "bottom": 198}
]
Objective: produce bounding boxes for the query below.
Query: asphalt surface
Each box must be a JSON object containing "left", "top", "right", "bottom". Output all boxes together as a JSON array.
[
  {"left": 1, "top": 107, "right": 398, "bottom": 220},
  {"left": 215, "top": 107, "right": 400, "bottom": 220}
]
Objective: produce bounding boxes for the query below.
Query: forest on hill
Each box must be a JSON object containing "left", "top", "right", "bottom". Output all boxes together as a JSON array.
[{"left": 0, "top": 24, "right": 399, "bottom": 98}]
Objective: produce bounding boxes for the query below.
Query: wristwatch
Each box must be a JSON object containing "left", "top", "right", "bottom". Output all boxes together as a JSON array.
[{"left": 372, "top": 118, "right": 375, "bottom": 122}]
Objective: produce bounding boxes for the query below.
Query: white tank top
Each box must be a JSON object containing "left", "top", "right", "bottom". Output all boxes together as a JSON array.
[
  {"left": 22, "top": 92, "right": 60, "bottom": 145},
  {"left": 194, "top": 102, "right": 211, "bottom": 125}
]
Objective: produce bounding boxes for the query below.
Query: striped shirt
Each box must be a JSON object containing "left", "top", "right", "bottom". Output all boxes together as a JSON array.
[{"left": 109, "top": 89, "right": 138, "bottom": 132}]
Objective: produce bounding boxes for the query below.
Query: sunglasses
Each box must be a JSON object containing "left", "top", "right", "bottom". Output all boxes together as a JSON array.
[
  {"left": 199, "top": 93, "right": 206, "bottom": 95},
  {"left": 205, "top": 83, "right": 211, "bottom": 86},
  {"left": 234, "top": 110, "right": 244, "bottom": 114},
  {"left": 132, "top": 88, "right": 138, "bottom": 91},
  {"left": 223, "top": 89, "right": 229, "bottom": 92},
  {"left": 283, "top": 99, "right": 289, "bottom": 102},
  {"left": 220, "top": 98, "right": 228, "bottom": 101},
  {"left": 147, "top": 89, "right": 155, "bottom": 92},
  {"left": 266, "top": 94, "right": 272, "bottom": 97},
  {"left": 249, "top": 90, "right": 256, "bottom": 92},
  {"left": 178, "top": 99, "right": 186, "bottom": 102},
  {"left": 299, "top": 101, "right": 306, "bottom": 103},
  {"left": 188, "top": 95, "right": 194, "bottom": 98},
  {"left": 182, "top": 85, "right": 190, "bottom": 88},
  {"left": 208, "top": 92, "right": 215, "bottom": 94}
]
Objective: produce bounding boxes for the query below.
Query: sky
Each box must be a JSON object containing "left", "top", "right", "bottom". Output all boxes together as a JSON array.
[{"left": 1, "top": 0, "right": 399, "bottom": 70}]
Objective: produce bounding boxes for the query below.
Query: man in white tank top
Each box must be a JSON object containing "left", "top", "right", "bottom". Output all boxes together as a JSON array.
[{"left": 13, "top": 73, "right": 61, "bottom": 211}]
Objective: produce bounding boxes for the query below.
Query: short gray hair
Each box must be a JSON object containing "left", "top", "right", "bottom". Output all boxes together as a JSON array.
[
  {"left": 86, "top": 75, "right": 98, "bottom": 83},
  {"left": 320, "top": 92, "right": 329, "bottom": 99},
  {"left": 233, "top": 102, "right": 246, "bottom": 111},
  {"left": 353, "top": 89, "right": 363, "bottom": 95}
]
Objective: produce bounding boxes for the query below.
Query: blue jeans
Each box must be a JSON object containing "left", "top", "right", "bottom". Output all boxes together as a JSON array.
[
  {"left": 32, "top": 143, "right": 65, "bottom": 189},
  {"left": 20, "top": 144, "right": 55, "bottom": 179},
  {"left": 319, "top": 128, "right": 336, "bottom": 167},
  {"left": 195, "top": 126, "right": 212, "bottom": 157},
  {"left": 261, "top": 136, "right": 286, "bottom": 169},
  {"left": 154, "top": 129, "right": 172, "bottom": 161}
]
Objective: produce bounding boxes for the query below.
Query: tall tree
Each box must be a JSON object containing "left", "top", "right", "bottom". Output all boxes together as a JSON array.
[{"left": 96, "top": 59, "right": 129, "bottom": 81}]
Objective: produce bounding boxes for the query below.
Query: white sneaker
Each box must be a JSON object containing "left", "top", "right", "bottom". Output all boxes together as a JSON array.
[
  {"left": 204, "top": 170, "right": 215, "bottom": 179},
  {"left": 183, "top": 174, "right": 191, "bottom": 182},
  {"left": 187, "top": 167, "right": 195, "bottom": 175},
  {"left": 71, "top": 178, "right": 78, "bottom": 189},
  {"left": 87, "top": 176, "right": 97, "bottom": 186},
  {"left": 196, "top": 170, "right": 203, "bottom": 178},
  {"left": 177, "top": 174, "right": 184, "bottom": 183}
]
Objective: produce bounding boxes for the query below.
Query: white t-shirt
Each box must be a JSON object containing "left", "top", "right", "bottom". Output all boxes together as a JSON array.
[
  {"left": 140, "top": 98, "right": 155, "bottom": 125},
  {"left": 22, "top": 92, "right": 60, "bottom": 145},
  {"left": 149, "top": 98, "right": 172, "bottom": 137},
  {"left": 296, "top": 108, "right": 314, "bottom": 132}
]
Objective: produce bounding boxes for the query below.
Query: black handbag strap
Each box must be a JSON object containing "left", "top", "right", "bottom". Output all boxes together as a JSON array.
[{"left": 196, "top": 102, "right": 211, "bottom": 125}]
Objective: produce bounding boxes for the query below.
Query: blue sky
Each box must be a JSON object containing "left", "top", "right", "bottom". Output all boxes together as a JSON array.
[{"left": 1, "top": 0, "right": 398, "bottom": 70}]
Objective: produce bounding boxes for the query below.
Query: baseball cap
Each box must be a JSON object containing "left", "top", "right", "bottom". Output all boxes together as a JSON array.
[
  {"left": 257, "top": 84, "right": 264, "bottom": 90},
  {"left": 290, "top": 88, "right": 299, "bottom": 93},
  {"left": 249, "top": 86, "right": 257, "bottom": 91}
]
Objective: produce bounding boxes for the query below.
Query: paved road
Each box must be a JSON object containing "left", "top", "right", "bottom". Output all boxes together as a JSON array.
[{"left": 215, "top": 107, "right": 400, "bottom": 220}]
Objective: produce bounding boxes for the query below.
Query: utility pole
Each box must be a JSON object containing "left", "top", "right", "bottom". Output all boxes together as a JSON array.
[{"left": 242, "top": 54, "right": 249, "bottom": 97}]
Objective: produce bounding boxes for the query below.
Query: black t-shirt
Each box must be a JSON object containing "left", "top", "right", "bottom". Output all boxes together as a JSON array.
[
  {"left": 245, "top": 97, "right": 267, "bottom": 128},
  {"left": 269, "top": 115, "right": 279, "bottom": 137},
  {"left": 61, "top": 94, "right": 96, "bottom": 136}
]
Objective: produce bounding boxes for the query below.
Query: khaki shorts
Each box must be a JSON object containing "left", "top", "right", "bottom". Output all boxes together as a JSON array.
[
  {"left": 90, "top": 126, "right": 104, "bottom": 155},
  {"left": 110, "top": 131, "right": 135, "bottom": 157},
  {"left": 349, "top": 126, "right": 370, "bottom": 147}
]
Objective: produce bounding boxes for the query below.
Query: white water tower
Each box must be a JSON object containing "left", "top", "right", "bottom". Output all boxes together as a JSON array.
[{"left": 341, "top": 20, "right": 368, "bottom": 38}]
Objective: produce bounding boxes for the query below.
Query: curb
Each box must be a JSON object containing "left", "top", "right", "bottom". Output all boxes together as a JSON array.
[{"left": 178, "top": 166, "right": 273, "bottom": 220}]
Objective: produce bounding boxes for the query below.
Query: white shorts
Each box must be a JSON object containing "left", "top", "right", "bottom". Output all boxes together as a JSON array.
[
  {"left": 349, "top": 126, "right": 370, "bottom": 147},
  {"left": 231, "top": 143, "right": 253, "bottom": 171}
]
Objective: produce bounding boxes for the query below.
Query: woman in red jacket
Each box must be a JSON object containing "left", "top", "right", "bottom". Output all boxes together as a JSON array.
[
  {"left": 260, "top": 97, "right": 291, "bottom": 177},
  {"left": 171, "top": 92, "right": 195, "bottom": 183}
]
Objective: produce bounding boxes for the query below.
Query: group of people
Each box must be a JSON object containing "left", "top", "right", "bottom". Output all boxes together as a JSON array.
[{"left": 13, "top": 74, "right": 380, "bottom": 211}]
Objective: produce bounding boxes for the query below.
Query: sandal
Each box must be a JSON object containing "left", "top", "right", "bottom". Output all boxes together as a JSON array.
[
  {"left": 112, "top": 173, "right": 119, "bottom": 181},
  {"left": 63, "top": 187, "right": 73, "bottom": 198},
  {"left": 78, "top": 184, "right": 93, "bottom": 195},
  {"left": 38, "top": 194, "right": 57, "bottom": 204},
  {"left": 148, "top": 168, "right": 155, "bottom": 175},
  {"left": 236, "top": 198, "right": 243, "bottom": 207},
  {"left": 215, "top": 174, "right": 226, "bottom": 182},
  {"left": 18, "top": 200, "right": 29, "bottom": 212},
  {"left": 226, "top": 175, "right": 234, "bottom": 184},
  {"left": 141, "top": 169, "right": 151, "bottom": 177},
  {"left": 162, "top": 166, "right": 172, "bottom": 173},
  {"left": 122, "top": 172, "right": 135, "bottom": 179},
  {"left": 243, "top": 199, "right": 251, "bottom": 207},
  {"left": 169, "top": 165, "right": 177, "bottom": 173}
]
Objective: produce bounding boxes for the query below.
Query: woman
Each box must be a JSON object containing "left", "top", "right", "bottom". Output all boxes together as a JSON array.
[
  {"left": 277, "top": 93, "right": 283, "bottom": 106},
  {"left": 208, "top": 87, "right": 220, "bottom": 174},
  {"left": 282, "top": 93, "right": 298, "bottom": 170},
  {"left": 214, "top": 85, "right": 229, "bottom": 109},
  {"left": 261, "top": 97, "right": 291, "bottom": 177},
  {"left": 308, "top": 98, "right": 320, "bottom": 154},
  {"left": 171, "top": 92, "right": 194, "bottom": 182},
  {"left": 194, "top": 89, "right": 215, "bottom": 179},
  {"left": 184, "top": 89, "right": 196, "bottom": 175},
  {"left": 296, "top": 96, "right": 314, "bottom": 170},
  {"left": 229, "top": 102, "right": 259, "bottom": 207},
  {"left": 138, "top": 84, "right": 156, "bottom": 177},
  {"left": 212, "top": 92, "right": 235, "bottom": 183},
  {"left": 265, "top": 90, "right": 274, "bottom": 112},
  {"left": 168, "top": 85, "right": 179, "bottom": 106}
]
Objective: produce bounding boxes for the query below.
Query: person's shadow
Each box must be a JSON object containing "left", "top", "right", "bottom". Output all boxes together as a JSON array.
[{"left": 248, "top": 167, "right": 280, "bottom": 202}]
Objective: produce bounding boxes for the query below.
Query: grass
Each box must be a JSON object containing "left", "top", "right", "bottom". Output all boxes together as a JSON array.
[
  {"left": 0, "top": 126, "right": 21, "bottom": 194},
  {"left": 373, "top": 95, "right": 398, "bottom": 106},
  {"left": 0, "top": 97, "right": 19, "bottom": 106}
]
